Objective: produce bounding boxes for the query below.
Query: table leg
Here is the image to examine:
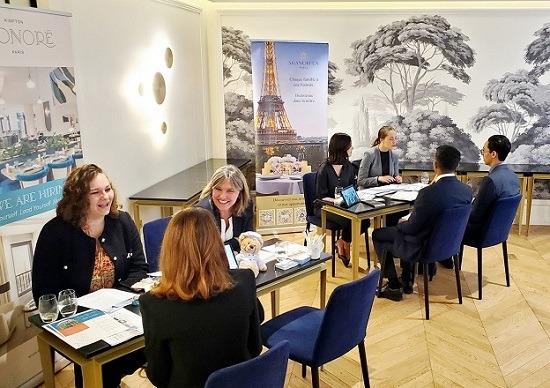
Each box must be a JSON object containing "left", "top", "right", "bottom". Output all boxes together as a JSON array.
[
  {"left": 525, "top": 176, "right": 534, "bottom": 236},
  {"left": 37, "top": 334, "right": 56, "bottom": 388},
  {"left": 270, "top": 289, "right": 280, "bottom": 318},
  {"left": 351, "top": 218, "right": 361, "bottom": 280},
  {"left": 131, "top": 201, "right": 142, "bottom": 230},
  {"left": 82, "top": 360, "right": 103, "bottom": 388},
  {"left": 161, "top": 206, "right": 174, "bottom": 217},
  {"left": 320, "top": 268, "right": 326, "bottom": 308},
  {"left": 321, "top": 209, "right": 327, "bottom": 250}
]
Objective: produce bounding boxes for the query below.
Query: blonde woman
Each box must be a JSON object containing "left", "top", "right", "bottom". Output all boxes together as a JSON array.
[
  {"left": 196, "top": 164, "right": 254, "bottom": 252},
  {"left": 139, "top": 208, "right": 262, "bottom": 387}
]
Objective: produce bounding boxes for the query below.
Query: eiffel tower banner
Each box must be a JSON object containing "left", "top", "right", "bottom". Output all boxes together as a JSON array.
[{"left": 251, "top": 41, "right": 328, "bottom": 232}]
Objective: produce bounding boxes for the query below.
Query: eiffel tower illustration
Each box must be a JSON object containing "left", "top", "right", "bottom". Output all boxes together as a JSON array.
[{"left": 255, "top": 41, "right": 298, "bottom": 145}]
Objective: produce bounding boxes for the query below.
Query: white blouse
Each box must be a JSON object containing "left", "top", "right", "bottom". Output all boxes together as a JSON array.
[{"left": 220, "top": 217, "right": 234, "bottom": 242}]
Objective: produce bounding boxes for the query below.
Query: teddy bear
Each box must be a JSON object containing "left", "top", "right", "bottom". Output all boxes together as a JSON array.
[{"left": 235, "top": 231, "right": 267, "bottom": 277}]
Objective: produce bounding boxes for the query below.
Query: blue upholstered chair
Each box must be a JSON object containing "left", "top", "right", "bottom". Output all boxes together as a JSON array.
[
  {"left": 48, "top": 155, "right": 74, "bottom": 180},
  {"left": 72, "top": 152, "right": 84, "bottom": 170},
  {"left": 16, "top": 165, "right": 50, "bottom": 189},
  {"left": 379, "top": 204, "right": 472, "bottom": 320},
  {"left": 303, "top": 172, "right": 371, "bottom": 277},
  {"left": 204, "top": 340, "right": 290, "bottom": 388},
  {"left": 460, "top": 193, "right": 522, "bottom": 300},
  {"left": 261, "top": 269, "right": 380, "bottom": 388},
  {"left": 142, "top": 216, "right": 171, "bottom": 272}
]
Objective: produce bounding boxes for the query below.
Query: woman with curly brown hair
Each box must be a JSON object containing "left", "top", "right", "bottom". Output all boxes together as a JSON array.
[
  {"left": 139, "top": 207, "right": 262, "bottom": 387},
  {"left": 32, "top": 163, "right": 148, "bottom": 388}
]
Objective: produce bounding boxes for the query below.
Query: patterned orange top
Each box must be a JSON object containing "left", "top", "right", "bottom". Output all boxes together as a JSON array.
[{"left": 83, "top": 226, "right": 115, "bottom": 292}]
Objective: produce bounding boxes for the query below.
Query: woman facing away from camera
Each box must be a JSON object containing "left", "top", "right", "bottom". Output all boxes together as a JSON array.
[
  {"left": 32, "top": 163, "right": 149, "bottom": 388},
  {"left": 196, "top": 164, "right": 254, "bottom": 252},
  {"left": 139, "top": 207, "right": 262, "bottom": 387},
  {"left": 315, "top": 132, "right": 370, "bottom": 267}
]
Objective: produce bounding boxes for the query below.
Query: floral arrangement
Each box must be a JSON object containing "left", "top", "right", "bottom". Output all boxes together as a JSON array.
[{"left": 267, "top": 155, "right": 302, "bottom": 174}]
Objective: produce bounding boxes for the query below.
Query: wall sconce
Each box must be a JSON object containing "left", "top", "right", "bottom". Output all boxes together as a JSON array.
[{"left": 26, "top": 68, "right": 35, "bottom": 89}]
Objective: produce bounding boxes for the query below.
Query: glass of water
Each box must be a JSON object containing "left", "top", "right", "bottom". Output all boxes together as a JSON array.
[
  {"left": 275, "top": 241, "right": 288, "bottom": 262},
  {"left": 58, "top": 289, "right": 78, "bottom": 317},
  {"left": 38, "top": 294, "right": 58, "bottom": 323},
  {"left": 420, "top": 172, "right": 430, "bottom": 185},
  {"left": 334, "top": 186, "right": 343, "bottom": 205}
]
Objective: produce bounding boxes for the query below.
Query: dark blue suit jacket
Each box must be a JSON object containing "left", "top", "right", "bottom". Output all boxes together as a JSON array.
[
  {"left": 393, "top": 176, "right": 473, "bottom": 262},
  {"left": 466, "top": 163, "right": 520, "bottom": 239}
]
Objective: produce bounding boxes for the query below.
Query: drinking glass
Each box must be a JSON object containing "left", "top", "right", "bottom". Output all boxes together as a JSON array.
[
  {"left": 38, "top": 294, "right": 58, "bottom": 323},
  {"left": 275, "top": 241, "right": 288, "bottom": 262},
  {"left": 58, "top": 289, "right": 78, "bottom": 317},
  {"left": 420, "top": 172, "right": 430, "bottom": 185},
  {"left": 334, "top": 186, "right": 343, "bottom": 205}
]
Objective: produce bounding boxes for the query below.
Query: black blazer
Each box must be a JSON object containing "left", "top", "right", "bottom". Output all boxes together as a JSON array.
[
  {"left": 139, "top": 269, "right": 262, "bottom": 388},
  {"left": 195, "top": 195, "right": 254, "bottom": 252},
  {"left": 393, "top": 176, "right": 473, "bottom": 262},
  {"left": 32, "top": 211, "right": 149, "bottom": 303}
]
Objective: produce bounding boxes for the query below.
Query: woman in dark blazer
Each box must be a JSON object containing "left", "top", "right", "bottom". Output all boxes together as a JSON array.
[
  {"left": 315, "top": 133, "right": 369, "bottom": 266},
  {"left": 139, "top": 207, "right": 262, "bottom": 388},
  {"left": 32, "top": 164, "right": 149, "bottom": 388},
  {"left": 196, "top": 164, "right": 254, "bottom": 252}
]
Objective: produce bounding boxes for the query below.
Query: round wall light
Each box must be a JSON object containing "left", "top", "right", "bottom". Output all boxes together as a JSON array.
[
  {"left": 165, "top": 47, "right": 173, "bottom": 68},
  {"left": 152, "top": 72, "right": 166, "bottom": 105},
  {"left": 161, "top": 121, "right": 167, "bottom": 134}
]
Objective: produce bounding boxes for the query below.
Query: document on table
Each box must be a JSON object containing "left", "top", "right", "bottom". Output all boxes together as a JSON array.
[
  {"left": 78, "top": 288, "right": 137, "bottom": 313},
  {"left": 389, "top": 190, "right": 419, "bottom": 201},
  {"left": 43, "top": 308, "right": 143, "bottom": 349}
]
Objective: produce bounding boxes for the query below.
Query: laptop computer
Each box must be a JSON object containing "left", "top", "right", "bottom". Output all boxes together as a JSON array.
[
  {"left": 224, "top": 243, "right": 239, "bottom": 269},
  {"left": 341, "top": 185, "right": 385, "bottom": 208}
]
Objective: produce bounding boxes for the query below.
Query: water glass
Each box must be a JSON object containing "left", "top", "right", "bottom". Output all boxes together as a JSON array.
[
  {"left": 275, "top": 241, "right": 288, "bottom": 262},
  {"left": 420, "top": 172, "right": 430, "bottom": 185},
  {"left": 58, "top": 289, "right": 78, "bottom": 317},
  {"left": 38, "top": 294, "right": 58, "bottom": 323},
  {"left": 334, "top": 186, "right": 343, "bottom": 205}
]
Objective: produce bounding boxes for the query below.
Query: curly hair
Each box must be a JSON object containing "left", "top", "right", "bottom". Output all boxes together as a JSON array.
[
  {"left": 56, "top": 164, "right": 119, "bottom": 227},
  {"left": 199, "top": 165, "right": 250, "bottom": 216}
]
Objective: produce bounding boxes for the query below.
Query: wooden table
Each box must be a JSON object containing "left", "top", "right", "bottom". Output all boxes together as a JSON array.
[
  {"left": 129, "top": 158, "right": 250, "bottom": 229},
  {"left": 321, "top": 198, "right": 414, "bottom": 280}
]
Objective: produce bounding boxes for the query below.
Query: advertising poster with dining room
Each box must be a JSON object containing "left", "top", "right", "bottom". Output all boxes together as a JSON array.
[
  {"left": 251, "top": 41, "right": 328, "bottom": 233},
  {"left": 0, "top": 5, "right": 79, "bottom": 387}
]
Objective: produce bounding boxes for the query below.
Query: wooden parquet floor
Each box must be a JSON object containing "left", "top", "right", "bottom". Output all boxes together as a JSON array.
[{"left": 51, "top": 226, "right": 550, "bottom": 388}]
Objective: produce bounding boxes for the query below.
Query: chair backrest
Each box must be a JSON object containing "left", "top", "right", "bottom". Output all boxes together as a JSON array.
[
  {"left": 314, "top": 269, "right": 380, "bottom": 365},
  {"left": 17, "top": 166, "right": 50, "bottom": 188},
  {"left": 48, "top": 155, "right": 74, "bottom": 180},
  {"left": 143, "top": 216, "right": 171, "bottom": 272},
  {"left": 424, "top": 204, "right": 472, "bottom": 263},
  {"left": 479, "top": 193, "right": 522, "bottom": 248},
  {"left": 302, "top": 172, "right": 317, "bottom": 217},
  {"left": 204, "top": 340, "right": 290, "bottom": 388}
]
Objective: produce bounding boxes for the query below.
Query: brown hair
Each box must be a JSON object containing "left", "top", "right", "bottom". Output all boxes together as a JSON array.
[
  {"left": 56, "top": 164, "right": 119, "bottom": 227},
  {"left": 199, "top": 165, "right": 250, "bottom": 216},
  {"left": 327, "top": 132, "right": 352, "bottom": 165},
  {"left": 150, "top": 207, "right": 234, "bottom": 301},
  {"left": 371, "top": 126, "right": 396, "bottom": 147}
]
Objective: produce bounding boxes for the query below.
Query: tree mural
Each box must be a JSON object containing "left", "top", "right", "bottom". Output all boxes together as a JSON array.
[
  {"left": 328, "top": 61, "right": 343, "bottom": 104},
  {"left": 387, "top": 110, "right": 479, "bottom": 163},
  {"left": 395, "top": 82, "right": 465, "bottom": 112},
  {"left": 469, "top": 70, "right": 542, "bottom": 142},
  {"left": 345, "top": 15, "right": 475, "bottom": 116},
  {"left": 222, "top": 26, "right": 252, "bottom": 88}
]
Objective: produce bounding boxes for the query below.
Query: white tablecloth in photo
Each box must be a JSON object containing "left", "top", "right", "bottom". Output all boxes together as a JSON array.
[{"left": 256, "top": 176, "right": 304, "bottom": 195}]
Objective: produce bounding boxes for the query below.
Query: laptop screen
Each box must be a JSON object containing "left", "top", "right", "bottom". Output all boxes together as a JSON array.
[
  {"left": 341, "top": 185, "right": 361, "bottom": 207},
  {"left": 224, "top": 243, "right": 239, "bottom": 269}
]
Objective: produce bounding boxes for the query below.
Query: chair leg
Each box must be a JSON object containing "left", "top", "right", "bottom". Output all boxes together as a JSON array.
[
  {"left": 453, "top": 254, "right": 462, "bottom": 304},
  {"left": 424, "top": 264, "right": 430, "bottom": 320},
  {"left": 477, "top": 247, "right": 483, "bottom": 300},
  {"left": 331, "top": 232, "right": 337, "bottom": 277},
  {"left": 358, "top": 340, "right": 370, "bottom": 388},
  {"left": 304, "top": 223, "right": 310, "bottom": 246},
  {"left": 502, "top": 241, "right": 510, "bottom": 287},
  {"left": 311, "top": 367, "right": 320, "bottom": 388},
  {"left": 302, "top": 364, "right": 306, "bottom": 378},
  {"left": 365, "top": 232, "right": 371, "bottom": 270},
  {"left": 459, "top": 244, "right": 464, "bottom": 270},
  {"left": 377, "top": 249, "right": 387, "bottom": 298}
]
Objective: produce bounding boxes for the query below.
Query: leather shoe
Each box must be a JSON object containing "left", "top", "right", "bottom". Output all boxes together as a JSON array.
[
  {"left": 439, "top": 258, "right": 454, "bottom": 269},
  {"left": 377, "top": 284, "right": 403, "bottom": 301},
  {"left": 338, "top": 253, "right": 350, "bottom": 268},
  {"left": 403, "top": 281, "right": 414, "bottom": 294}
]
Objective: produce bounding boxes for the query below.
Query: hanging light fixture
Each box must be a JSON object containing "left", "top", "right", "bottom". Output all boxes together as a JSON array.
[{"left": 26, "top": 68, "right": 35, "bottom": 89}]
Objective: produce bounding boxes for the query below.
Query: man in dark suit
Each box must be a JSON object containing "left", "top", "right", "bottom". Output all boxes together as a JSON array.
[
  {"left": 463, "top": 135, "right": 520, "bottom": 243},
  {"left": 372, "top": 145, "right": 473, "bottom": 301}
]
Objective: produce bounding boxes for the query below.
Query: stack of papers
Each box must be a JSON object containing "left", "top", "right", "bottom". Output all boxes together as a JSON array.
[
  {"left": 78, "top": 288, "right": 138, "bottom": 313},
  {"left": 389, "top": 191, "right": 419, "bottom": 201}
]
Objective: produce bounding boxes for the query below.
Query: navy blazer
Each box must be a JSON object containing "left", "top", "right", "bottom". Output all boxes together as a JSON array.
[
  {"left": 393, "top": 176, "right": 473, "bottom": 262},
  {"left": 195, "top": 195, "right": 254, "bottom": 252},
  {"left": 467, "top": 163, "right": 520, "bottom": 232}
]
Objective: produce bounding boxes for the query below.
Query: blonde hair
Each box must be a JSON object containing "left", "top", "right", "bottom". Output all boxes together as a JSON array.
[
  {"left": 199, "top": 165, "right": 250, "bottom": 216},
  {"left": 371, "top": 126, "right": 396, "bottom": 147},
  {"left": 151, "top": 208, "right": 234, "bottom": 301},
  {"left": 57, "top": 164, "right": 119, "bottom": 227}
]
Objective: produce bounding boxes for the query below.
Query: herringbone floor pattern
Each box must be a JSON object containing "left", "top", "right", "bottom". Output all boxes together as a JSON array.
[{"left": 49, "top": 225, "right": 550, "bottom": 388}]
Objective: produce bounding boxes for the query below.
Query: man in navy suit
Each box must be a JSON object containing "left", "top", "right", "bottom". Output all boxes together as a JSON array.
[
  {"left": 372, "top": 145, "right": 473, "bottom": 301},
  {"left": 463, "top": 135, "right": 520, "bottom": 244}
]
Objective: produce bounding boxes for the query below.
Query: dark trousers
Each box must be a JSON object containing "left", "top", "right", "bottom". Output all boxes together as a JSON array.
[{"left": 372, "top": 226, "right": 413, "bottom": 282}]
